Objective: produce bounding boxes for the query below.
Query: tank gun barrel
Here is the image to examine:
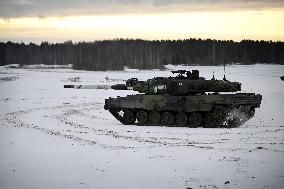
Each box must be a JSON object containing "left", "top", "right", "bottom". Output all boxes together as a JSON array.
[
  {"left": 171, "top": 70, "right": 187, "bottom": 74},
  {"left": 64, "top": 84, "right": 112, "bottom": 89},
  {"left": 64, "top": 84, "right": 133, "bottom": 90}
]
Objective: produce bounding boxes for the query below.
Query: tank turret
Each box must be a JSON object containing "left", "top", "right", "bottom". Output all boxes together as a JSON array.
[
  {"left": 64, "top": 70, "right": 241, "bottom": 95},
  {"left": 64, "top": 70, "right": 262, "bottom": 128}
]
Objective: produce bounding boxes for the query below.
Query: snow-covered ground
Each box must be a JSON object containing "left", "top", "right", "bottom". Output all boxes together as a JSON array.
[{"left": 0, "top": 64, "right": 283, "bottom": 189}]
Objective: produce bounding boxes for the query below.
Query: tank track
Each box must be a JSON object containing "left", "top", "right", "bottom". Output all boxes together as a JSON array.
[{"left": 108, "top": 105, "right": 256, "bottom": 128}]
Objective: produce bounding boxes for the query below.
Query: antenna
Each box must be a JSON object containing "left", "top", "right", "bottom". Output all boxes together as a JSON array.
[{"left": 223, "top": 60, "right": 226, "bottom": 80}]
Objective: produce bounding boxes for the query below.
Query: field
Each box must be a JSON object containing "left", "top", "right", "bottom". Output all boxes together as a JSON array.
[{"left": 0, "top": 64, "right": 284, "bottom": 189}]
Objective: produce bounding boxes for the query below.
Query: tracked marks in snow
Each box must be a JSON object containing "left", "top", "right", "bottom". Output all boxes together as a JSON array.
[
  {"left": 1, "top": 101, "right": 217, "bottom": 150},
  {"left": 1, "top": 102, "right": 101, "bottom": 146},
  {"left": 2, "top": 98, "right": 284, "bottom": 154}
]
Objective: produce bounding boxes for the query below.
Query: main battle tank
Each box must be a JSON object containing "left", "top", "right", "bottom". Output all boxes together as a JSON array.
[{"left": 64, "top": 70, "right": 262, "bottom": 128}]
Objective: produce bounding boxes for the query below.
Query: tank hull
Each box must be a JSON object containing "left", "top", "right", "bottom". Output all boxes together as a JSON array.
[{"left": 104, "top": 93, "right": 262, "bottom": 128}]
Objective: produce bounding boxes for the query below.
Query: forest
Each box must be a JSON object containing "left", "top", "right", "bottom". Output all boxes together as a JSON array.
[{"left": 0, "top": 39, "right": 283, "bottom": 70}]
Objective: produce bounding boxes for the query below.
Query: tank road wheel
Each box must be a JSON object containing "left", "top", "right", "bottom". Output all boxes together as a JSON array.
[
  {"left": 136, "top": 111, "right": 148, "bottom": 125},
  {"left": 176, "top": 112, "right": 188, "bottom": 126},
  {"left": 161, "top": 112, "right": 174, "bottom": 125},
  {"left": 204, "top": 113, "right": 216, "bottom": 128},
  {"left": 149, "top": 111, "right": 161, "bottom": 125},
  {"left": 122, "top": 110, "right": 135, "bottom": 125},
  {"left": 213, "top": 106, "right": 226, "bottom": 127},
  {"left": 189, "top": 113, "right": 202, "bottom": 127}
]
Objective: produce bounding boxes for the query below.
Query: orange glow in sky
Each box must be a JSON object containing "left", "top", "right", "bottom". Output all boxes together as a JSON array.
[{"left": 0, "top": 10, "right": 284, "bottom": 43}]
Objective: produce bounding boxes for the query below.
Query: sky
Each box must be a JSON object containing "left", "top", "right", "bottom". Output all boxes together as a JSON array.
[{"left": 0, "top": 0, "right": 284, "bottom": 43}]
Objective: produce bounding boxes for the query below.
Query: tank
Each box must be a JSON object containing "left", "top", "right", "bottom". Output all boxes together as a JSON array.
[{"left": 64, "top": 70, "right": 262, "bottom": 128}]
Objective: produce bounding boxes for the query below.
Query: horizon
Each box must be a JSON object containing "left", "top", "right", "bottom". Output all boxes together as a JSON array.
[{"left": 1, "top": 37, "right": 283, "bottom": 45}]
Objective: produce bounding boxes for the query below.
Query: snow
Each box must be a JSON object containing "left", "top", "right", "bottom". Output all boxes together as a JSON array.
[{"left": 0, "top": 64, "right": 284, "bottom": 189}]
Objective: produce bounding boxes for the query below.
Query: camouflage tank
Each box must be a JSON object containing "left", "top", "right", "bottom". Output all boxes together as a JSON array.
[{"left": 64, "top": 70, "right": 262, "bottom": 128}]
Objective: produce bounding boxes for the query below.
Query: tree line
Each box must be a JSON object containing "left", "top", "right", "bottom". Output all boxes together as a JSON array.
[{"left": 0, "top": 39, "right": 283, "bottom": 70}]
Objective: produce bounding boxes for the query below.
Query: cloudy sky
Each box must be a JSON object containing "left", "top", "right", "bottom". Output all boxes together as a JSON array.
[{"left": 0, "top": 0, "right": 283, "bottom": 42}]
